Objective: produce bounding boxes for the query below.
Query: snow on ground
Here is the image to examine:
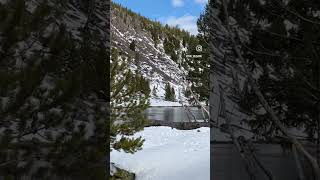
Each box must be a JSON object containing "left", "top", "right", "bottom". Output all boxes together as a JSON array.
[
  {"left": 149, "top": 98, "right": 208, "bottom": 107},
  {"left": 150, "top": 98, "right": 183, "bottom": 107},
  {"left": 111, "top": 126, "right": 210, "bottom": 180}
]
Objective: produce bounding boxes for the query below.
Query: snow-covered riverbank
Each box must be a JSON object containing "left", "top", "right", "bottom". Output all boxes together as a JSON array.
[
  {"left": 111, "top": 126, "right": 210, "bottom": 180},
  {"left": 149, "top": 98, "right": 208, "bottom": 107},
  {"left": 149, "top": 98, "right": 183, "bottom": 107}
]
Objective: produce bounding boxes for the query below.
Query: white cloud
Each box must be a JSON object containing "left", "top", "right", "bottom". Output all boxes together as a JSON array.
[
  {"left": 163, "top": 15, "right": 198, "bottom": 35},
  {"left": 172, "top": 0, "right": 184, "bottom": 7},
  {"left": 194, "top": 0, "right": 208, "bottom": 5}
]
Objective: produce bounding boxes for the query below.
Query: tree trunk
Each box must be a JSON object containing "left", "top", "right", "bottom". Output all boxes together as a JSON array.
[{"left": 221, "top": 0, "right": 320, "bottom": 178}]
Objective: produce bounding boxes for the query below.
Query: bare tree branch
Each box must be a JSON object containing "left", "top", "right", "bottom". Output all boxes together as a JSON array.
[
  {"left": 272, "top": 0, "right": 320, "bottom": 25},
  {"left": 221, "top": 0, "right": 320, "bottom": 178}
]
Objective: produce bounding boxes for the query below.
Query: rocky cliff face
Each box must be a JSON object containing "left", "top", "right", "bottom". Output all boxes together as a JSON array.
[{"left": 111, "top": 3, "right": 207, "bottom": 105}]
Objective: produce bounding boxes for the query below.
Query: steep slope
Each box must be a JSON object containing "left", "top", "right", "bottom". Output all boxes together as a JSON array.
[{"left": 111, "top": 3, "right": 207, "bottom": 105}]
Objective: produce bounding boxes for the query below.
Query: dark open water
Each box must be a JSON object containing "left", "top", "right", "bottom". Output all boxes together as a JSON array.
[{"left": 145, "top": 106, "right": 209, "bottom": 122}]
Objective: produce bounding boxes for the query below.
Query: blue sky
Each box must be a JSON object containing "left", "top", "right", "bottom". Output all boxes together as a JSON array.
[{"left": 112, "top": 0, "right": 208, "bottom": 35}]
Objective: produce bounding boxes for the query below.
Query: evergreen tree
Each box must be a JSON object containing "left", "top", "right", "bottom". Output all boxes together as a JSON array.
[
  {"left": 171, "top": 52, "right": 179, "bottom": 62},
  {"left": 129, "top": 40, "right": 136, "bottom": 51},
  {"left": 134, "top": 52, "right": 141, "bottom": 72},
  {"left": 207, "top": 0, "right": 320, "bottom": 172},
  {"left": 110, "top": 48, "right": 150, "bottom": 154},
  {"left": 152, "top": 86, "right": 158, "bottom": 98},
  {"left": 0, "top": 0, "right": 109, "bottom": 179},
  {"left": 182, "top": 16, "right": 210, "bottom": 102},
  {"left": 208, "top": 0, "right": 320, "bottom": 175},
  {"left": 164, "top": 83, "right": 172, "bottom": 101},
  {"left": 182, "top": 38, "right": 187, "bottom": 47},
  {"left": 210, "top": 0, "right": 320, "bottom": 140},
  {"left": 112, "top": 1, "right": 209, "bottom": 103},
  {"left": 164, "top": 83, "right": 176, "bottom": 102},
  {"left": 183, "top": 88, "right": 191, "bottom": 98},
  {"left": 163, "top": 38, "right": 174, "bottom": 55},
  {"left": 171, "top": 87, "right": 176, "bottom": 101}
]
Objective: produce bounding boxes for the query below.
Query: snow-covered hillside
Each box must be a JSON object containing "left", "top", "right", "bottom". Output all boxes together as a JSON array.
[{"left": 111, "top": 4, "right": 194, "bottom": 106}]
